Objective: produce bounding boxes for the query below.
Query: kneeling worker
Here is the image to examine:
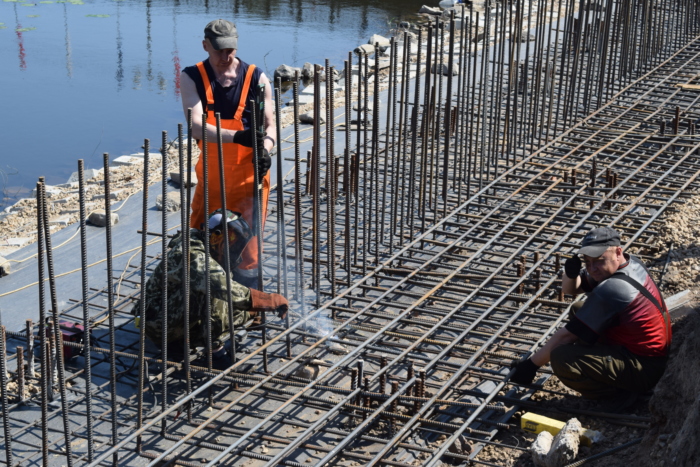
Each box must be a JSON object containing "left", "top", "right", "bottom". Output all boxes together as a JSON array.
[
  {"left": 132, "top": 209, "right": 288, "bottom": 369},
  {"left": 512, "top": 227, "right": 671, "bottom": 406}
]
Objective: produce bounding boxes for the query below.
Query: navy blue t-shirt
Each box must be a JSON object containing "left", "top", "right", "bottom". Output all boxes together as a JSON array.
[{"left": 182, "top": 58, "right": 263, "bottom": 130}]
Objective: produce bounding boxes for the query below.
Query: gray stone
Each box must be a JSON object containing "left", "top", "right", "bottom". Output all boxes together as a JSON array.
[
  {"left": 299, "top": 111, "right": 325, "bottom": 125},
  {"left": 419, "top": 5, "right": 443, "bottom": 15},
  {"left": 49, "top": 216, "right": 71, "bottom": 227},
  {"left": 352, "top": 101, "right": 375, "bottom": 112},
  {"left": 0, "top": 256, "right": 10, "bottom": 277},
  {"left": 5, "top": 237, "right": 31, "bottom": 247},
  {"left": 52, "top": 196, "right": 76, "bottom": 204},
  {"left": 88, "top": 210, "right": 119, "bottom": 227},
  {"left": 431, "top": 62, "right": 460, "bottom": 75},
  {"left": 296, "top": 94, "right": 315, "bottom": 105},
  {"left": 169, "top": 171, "right": 198, "bottom": 187},
  {"left": 447, "top": 435, "right": 471, "bottom": 456},
  {"left": 302, "top": 62, "right": 314, "bottom": 79},
  {"left": 294, "top": 364, "right": 319, "bottom": 380},
  {"left": 327, "top": 342, "right": 348, "bottom": 355},
  {"left": 368, "top": 34, "right": 391, "bottom": 51},
  {"left": 354, "top": 44, "right": 375, "bottom": 55},
  {"left": 274, "top": 64, "right": 302, "bottom": 82},
  {"left": 31, "top": 185, "right": 63, "bottom": 198},
  {"left": 92, "top": 190, "right": 123, "bottom": 201},
  {"left": 67, "top": 168, "right": 103, "bottom": 184},
  {"left": 156, "top": 192, "right": 181, "bottom": 212},
  {"left": 546, "top": 418, "right": 582, "bottom": 467},
  {"left": 111, "top": 155, "right": 143, "bottom": 167},
  {"left": 531, "top": 431, "right": 552, "bottom": 467}
]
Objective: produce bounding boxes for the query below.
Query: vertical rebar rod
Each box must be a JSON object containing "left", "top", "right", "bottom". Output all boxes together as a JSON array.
[
  {"left": 201, "top": 113, "right": 214, "bottom": 395},
  {"left": 0, "top": 315, "right": 12, "bottom": 466},
  {"left": 160, "top": 131, "right": 170, "bottom": 434},
  {"left": 327, "top": 61, "right": 338, "bottom": 299},
  {"left": 41, "top": 178, "right": 74, "bottom": 466},
  {"left": 77, "top": 159, "right": 95, "bottom": 462},
  {"left": 442, "top": 12, "right": 455, "bottom": 214},
  {"left": 25, "top": 319, "right": 34, "bottom": 378},
  {"left": 100, "top": 153, "right": 117, "bottom": 466},
  {"left": 135, "top": 140, "right": 150, "bottom": 452},
  {"left": 292, "top": 72, "right": 307, "bottom": 319},
  {"left": 274, "top": 81, "right": 291, "bottom": 358},
  {"left": 36, "top": 181, "right": 48, "bottom": 467},
  {"left": 184, "top": 111, "right": 193, "bottom": 422},
  {"left": 214, "top": 112, "right": 239, "bottom": 371},
  {"left": 312, "top": 67, "right": 321, "bottom": 308},
  {"left": 249, "top": 104, "right": 268, "bottom": 372},
  {"left": 344, "top": 55, "right": 352, "bottom": 282}
]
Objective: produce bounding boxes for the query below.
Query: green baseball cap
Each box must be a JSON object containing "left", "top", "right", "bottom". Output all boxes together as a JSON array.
[{"left": 204, "top": 19, "right": 238, "bottom": 50}]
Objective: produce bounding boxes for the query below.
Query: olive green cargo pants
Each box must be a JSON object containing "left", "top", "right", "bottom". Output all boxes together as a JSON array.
[
  {"left": 550, "top": 342, "right": 667, "bottom": 398},
  {"left": 554, "top": 301, "right": 667, "bottom": 398}
]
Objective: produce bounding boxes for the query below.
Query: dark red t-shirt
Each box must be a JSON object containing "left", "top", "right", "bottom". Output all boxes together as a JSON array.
[{"left": 565, "top": 255, "right": 670, "bottom": 357}]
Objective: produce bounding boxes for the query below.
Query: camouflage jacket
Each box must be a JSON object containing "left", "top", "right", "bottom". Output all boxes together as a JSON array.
[{"left": 131, "top": 229, "right": 251, "bottom": 348}]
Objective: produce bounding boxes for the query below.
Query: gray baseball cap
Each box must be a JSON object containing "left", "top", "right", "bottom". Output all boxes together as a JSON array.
[
  {"left": 204, "top": 19, "right": 238, "bottom": 50},
  {"left": 578, "top": 226, "right": 621, "bottom": 257}
]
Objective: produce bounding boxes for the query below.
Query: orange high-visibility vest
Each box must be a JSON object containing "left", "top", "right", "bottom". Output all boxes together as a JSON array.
[{"left": 189, "top": 61, "right": 270, "bottom": 273}]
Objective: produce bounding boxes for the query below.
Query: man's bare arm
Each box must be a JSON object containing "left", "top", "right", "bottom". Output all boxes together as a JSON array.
[
  {"left": 562, "top": 272, "right": 583, "bottom": 296},
  {"left": 180, "top": 72, "right": 246, "bottom": 143},
  {"left": 260, "top": 73, "right": 276, "bottom": 153},
  {"left": 531, "top": 328, "right": 579, "bottom": 366}
]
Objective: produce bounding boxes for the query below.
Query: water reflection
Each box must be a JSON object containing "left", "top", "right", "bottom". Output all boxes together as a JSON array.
[
  {"left": 0, "top": 0, "right": 427, "bottom": 208},
  {"left": 64, "top": 4, "right": 73, "bottom": 78},
  {"left": 14, "top": 4, "right": 26, "bottom": 71},
  {"left": 116, "top": 1, "right": 124, "bottom": 90},
  {"left": 172, "top": 2, "right": 181, "bottom": 97}
]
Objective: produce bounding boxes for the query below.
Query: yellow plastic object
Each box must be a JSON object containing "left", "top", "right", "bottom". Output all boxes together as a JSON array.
[
  {"left": 135, "top": 317, "right": 140, "bottom": 328},
  {"left": 520, "top": 412, "right": 602, "bottom": 446}
]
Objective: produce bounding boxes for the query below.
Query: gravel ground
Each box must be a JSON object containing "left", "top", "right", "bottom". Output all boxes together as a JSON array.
[{"left": 472, "top": 193, "right": 700, "bottom": 467}]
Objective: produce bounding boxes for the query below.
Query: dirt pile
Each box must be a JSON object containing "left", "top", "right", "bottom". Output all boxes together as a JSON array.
[
  {"left": 648, "top": 195, "right": 700, "bottom": 294},
  {"left": 628, "top": 311, "right": 700, "bottom": 467}
]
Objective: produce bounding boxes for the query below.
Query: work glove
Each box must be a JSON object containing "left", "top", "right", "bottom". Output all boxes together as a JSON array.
[
  {"left": 232, "top": 128, "right": 254, "bottom": 147},
  {"left": 249, "top": 288, "right": 289, "bottom": 319},
  {"left": 510, "top": 358, "right": 539, "bottom": 385},
  {"left": 257, "top": 148, "right": 271, "bottom": 179},
  {"left": 564, "top": 255, "right": 582, "bottom": 279}
]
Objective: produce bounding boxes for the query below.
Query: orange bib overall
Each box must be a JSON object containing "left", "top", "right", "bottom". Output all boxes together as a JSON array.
[{"left": 189, "top": 61, "right": 270, "bottom": 274}]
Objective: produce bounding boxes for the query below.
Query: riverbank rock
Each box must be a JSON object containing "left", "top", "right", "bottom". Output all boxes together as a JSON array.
[
  {"left": 299, "top": 111, "right": 325, "bottom": 125},
  {"left": 546, "top": 418, "right": 581, "bottom": 467},
  {"left": 169, "top": 171, "right": 198, "bottom": 187},
  {"left": 67, "top": 168, "right": 103, "bottom": 184},
  {"left": 156, "top": 192, "right": 181, "bottom": 212},
  {"left": 354, "top": 44, "right": 375, "bottom": 55},
  {"left": 431, "top": 62, "right": 460, "bottom": 75},
  {"left": 0, "top": 256, "right": 10, "bottom": 277},
  {"left": 88, "top": 210, "right": 119, "bottom": 227},
  {"left": 368, "top": 34, "right": 391, "bottom": 51},
  {"left": 274, "top": 64, "right": 302, "bottom": 82},
  {"left": 419, "top": 5, "right": 443, "bottom": 15},
  {"left": 530, "top": 431, "right": 552, "bottom": 467}
]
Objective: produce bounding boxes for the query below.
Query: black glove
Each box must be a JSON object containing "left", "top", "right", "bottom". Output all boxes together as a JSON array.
[
  {"left": 510, "top": 358, "right": 539, "bottom": 385},
  {"left": 257, "top": 149, "right": 271, "bottom": 179},
  {"left": 564, "top": 255, "right": 582, "bottom": 279},
  {"left": 232, "top": 129, "right": 254, "bottom": 148}
]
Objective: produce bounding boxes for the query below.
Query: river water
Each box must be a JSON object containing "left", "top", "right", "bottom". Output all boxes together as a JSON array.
[{"left": 0, "top": 0, "right": 429, "bottom": 209}]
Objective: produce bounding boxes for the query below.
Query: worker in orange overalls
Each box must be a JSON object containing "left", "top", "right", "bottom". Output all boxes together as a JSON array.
[{"left": 181, "top": 19, "right": 276, "bottom": 289}]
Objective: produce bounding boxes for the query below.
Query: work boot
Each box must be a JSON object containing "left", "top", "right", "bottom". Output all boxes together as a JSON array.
[
  {"left": 211, "top": 346, "right": 233, "bottom": 371},
  {"left": 599, "top": 390, "right": 639, "bottom": 414}
]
